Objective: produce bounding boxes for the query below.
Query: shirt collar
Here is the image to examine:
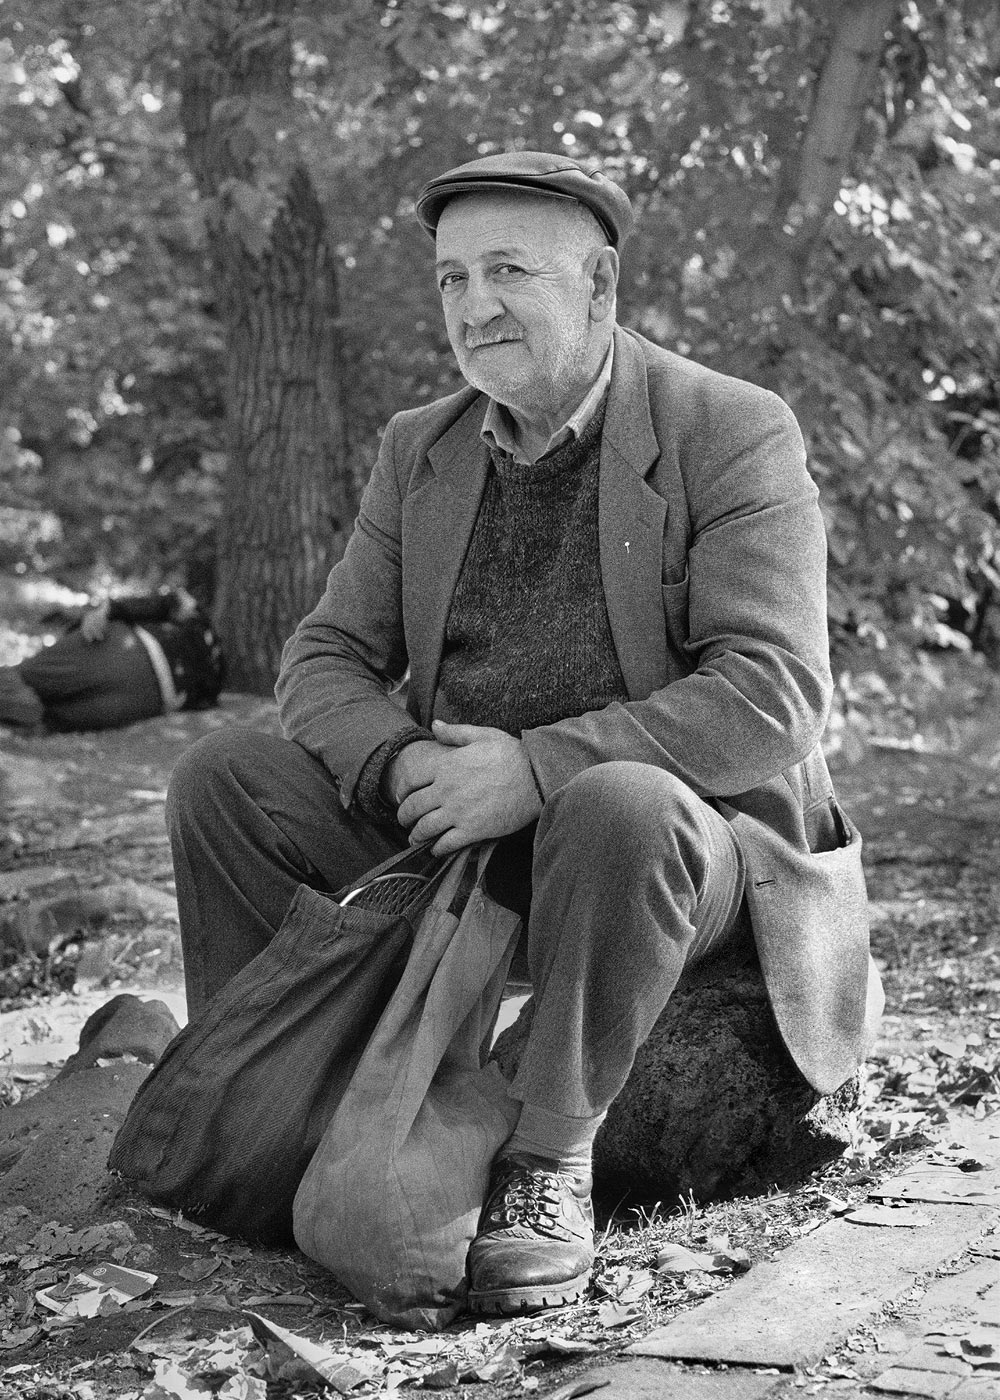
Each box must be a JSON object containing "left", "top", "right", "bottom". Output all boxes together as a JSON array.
[{"left": 481, "top": 340, "right": 615, "bottom": 465}]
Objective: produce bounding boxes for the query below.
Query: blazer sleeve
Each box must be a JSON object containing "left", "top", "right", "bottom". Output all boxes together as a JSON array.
[
  {"left": 520, "top": 382, "right": 833, "bottom": 800},
  {"left": 275, "top": 415, "right": 425, "bottom": 807}
]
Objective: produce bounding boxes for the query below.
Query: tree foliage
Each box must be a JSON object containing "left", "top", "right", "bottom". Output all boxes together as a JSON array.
[{"left": 1, "top": 0, "right": 998, "bottom": 686}]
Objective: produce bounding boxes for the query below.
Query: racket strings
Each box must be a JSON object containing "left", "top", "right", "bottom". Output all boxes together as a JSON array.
[{"left": 338, "top": 870, "right": 437, "bottom": 917}]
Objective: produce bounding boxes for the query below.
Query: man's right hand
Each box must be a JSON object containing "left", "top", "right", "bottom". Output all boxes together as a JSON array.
[{"left": 383, "top": 723, "right": 541, "bottom": 854}]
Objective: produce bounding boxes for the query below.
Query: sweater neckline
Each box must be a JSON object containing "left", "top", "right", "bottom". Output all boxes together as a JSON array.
[{"left": 488, "top": 399, "right": 607, "bottom": 486}]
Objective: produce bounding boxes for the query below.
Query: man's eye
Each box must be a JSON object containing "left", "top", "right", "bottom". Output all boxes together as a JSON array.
[
  {"left": 439, "top": 272, "right": 465, "bottom": 291},
  {"left": 494, "top": 264, "right": 524, "bottom": 278}
]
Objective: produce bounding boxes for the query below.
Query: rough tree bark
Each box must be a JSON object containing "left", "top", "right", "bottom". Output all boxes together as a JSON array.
[
  {"left": 761, "top": 0, "right": 898, "bottom": 303},
  {"left": 736, "top": 0, "right": 898, "bottom": 375},
  {"left": 179, "top": 0, "right": 353, "bottom": 693}
]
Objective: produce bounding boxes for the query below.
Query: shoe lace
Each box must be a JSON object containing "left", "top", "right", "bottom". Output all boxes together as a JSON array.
[{"left": 488, "top": 1167, "right": 567, "bottom": 1231}]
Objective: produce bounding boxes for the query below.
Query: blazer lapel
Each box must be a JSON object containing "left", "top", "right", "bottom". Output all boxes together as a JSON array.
[
  {"left": 403, "top": 398, "right": 491, "bottom": 725},
  {"left": 599, "top": 329, "right": 670, "bottom": 700},
  {"left": 404, "top": 330, "right": 673, "bottom": 719}
]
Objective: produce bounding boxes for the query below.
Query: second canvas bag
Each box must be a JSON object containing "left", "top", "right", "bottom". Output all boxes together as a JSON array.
[{"left": 293, "top": 841, "right": 522, "bottom": 1330}]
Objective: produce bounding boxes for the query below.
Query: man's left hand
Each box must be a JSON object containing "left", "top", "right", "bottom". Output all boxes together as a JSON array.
[{"left": 395, "top": 719, "right": 542, "bottom": 855}]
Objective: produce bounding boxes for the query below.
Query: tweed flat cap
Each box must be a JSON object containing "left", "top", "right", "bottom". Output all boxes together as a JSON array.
[{"left": 415, "top": 150, "right": 635, "bottom": 247}]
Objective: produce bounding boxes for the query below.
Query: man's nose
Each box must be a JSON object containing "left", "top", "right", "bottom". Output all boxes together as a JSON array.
[{"left": 461, "top": 274, "right": 503, "bottom": 327}]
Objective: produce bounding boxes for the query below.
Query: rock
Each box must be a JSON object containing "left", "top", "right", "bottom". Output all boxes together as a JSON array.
[
  {"left": 0, "top": 996, "right": 179, "bottom": 1233},
  {"left": 490, "top": 961, "right": 861, "bottom": 1204},
  {"left": 55, "top": 992, "right": 180, "bottom": 1079},
  {"left": 0, "top": 1062, "right": 150, "bottom": 1227}
]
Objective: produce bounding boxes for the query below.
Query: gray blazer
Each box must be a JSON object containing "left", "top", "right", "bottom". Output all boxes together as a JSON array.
[{"left": 277, "top": 326, "right": 884, "bottom": 1095}]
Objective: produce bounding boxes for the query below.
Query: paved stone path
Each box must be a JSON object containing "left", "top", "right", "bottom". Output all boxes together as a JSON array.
[{"left": 556, "top": 1115, "right": 1000, "bottom": 1399}]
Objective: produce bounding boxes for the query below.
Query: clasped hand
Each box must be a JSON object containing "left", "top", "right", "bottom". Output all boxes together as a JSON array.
[{"left": 388, "top": 719, "right": 542, "bottom": 855}]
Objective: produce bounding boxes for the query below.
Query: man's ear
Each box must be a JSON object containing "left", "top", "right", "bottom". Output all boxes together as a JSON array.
[{"left": 588, "top": 247, "right": 619, "bottom": 323}]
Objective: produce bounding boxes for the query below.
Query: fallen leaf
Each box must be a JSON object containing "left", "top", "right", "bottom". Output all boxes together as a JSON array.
[
  {"left": 178, "top": 1259, "right": 222, "bottom": 1282},
  {"left": 599, "top": 1265, "right": 655, "bottom": 1301},
  {"left": 147, "top": 1209, "right": 227, "bottom": 1240},
  {"left": 960, "top": 1330, "right": 998, "bottom": 1361},
  {"left": 533, "top": 1334, "right": 600, "bottom": 1355},
  {"left": 25, "top": 1221, "right": 136, "bottom": 1260},
  {"left": 244, "top": 1312, "right": 367, "bottom": 1394},
  {"left": 822, "top": 1197, "right": 851, "bottom": 1215},
  {"left": 878, "top": 1130, "right": 936, "bottom": 1156},
  {"left": 539, "top": 1378, "right": 611, "bottom": 1400},
  {"left": 420, "top": 1360, "right": 463, "bottom": 1388},
  {"left": 874, "top": 1168, "right": 1000, "bottom": 1204},
  {"left": 471, "top": 1343, "right": 526, "bottom": 1382},
  {"left": 595, "top": 1301, "right": 643, "bottom": 1328},
  {"left": 652, "top": 1242, "right": 715, "bottom": 1274},
  {"left": 377, "top": 1336, "right": 451, "bottom": 1358},
  {"left": 217, "top": 1376, "right": 267, "bottom": 1400},
  {"left": 243, "top": 1293, "right": 312, "bottom": 1307},
  {"left": 714, "top": 1247, "right": 751, "bottom": 1274},
  {"left": 0, "top": 1325, "right": 41, "bottom": 1350},
  {"left": 143, "top": 1359, "right": 213, "bottom": 1399},
  {"left": 652, "top": 1242, "right": 750, "bottom": 1274},
  {"left": 843, "top": 1204, "right": 932, "bottom": 1228}
]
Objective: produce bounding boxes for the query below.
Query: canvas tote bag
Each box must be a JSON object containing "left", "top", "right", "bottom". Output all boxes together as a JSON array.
[
  {"left": 293, "top": 841, "right": 522, "bottom": 1330},
  {"left": 107, "top": 842, "right": 450, "bottom": 1243}
]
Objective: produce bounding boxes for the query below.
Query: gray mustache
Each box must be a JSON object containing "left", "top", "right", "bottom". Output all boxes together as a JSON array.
[{"left": 465, "top": 321, "right": 524, "bottom": 349}]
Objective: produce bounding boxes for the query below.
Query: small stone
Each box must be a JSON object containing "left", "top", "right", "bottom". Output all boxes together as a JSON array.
[{"left": 55, "top": 994, "right": 180, "bottom": 1079}]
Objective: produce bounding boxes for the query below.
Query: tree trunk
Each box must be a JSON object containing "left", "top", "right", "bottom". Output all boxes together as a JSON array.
[
  {"left": 178, "top": 0, "right": 352, "bottom": 693},
  {"left": 737, "top": 0, "right": 897, "bottom": 375},
  {"left": 766, "top": 0, "right": 897, "bottom": 301}
]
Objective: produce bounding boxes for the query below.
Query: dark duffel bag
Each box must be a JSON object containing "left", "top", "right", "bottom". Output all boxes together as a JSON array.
[{"left": 107, "top": 843, "right": 444, "bottom": 1243}]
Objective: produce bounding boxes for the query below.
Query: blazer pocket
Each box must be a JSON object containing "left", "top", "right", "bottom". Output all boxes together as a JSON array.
[
  {"left": 661, "top": 558, "right": 689, "bottom": 588},
  {"left": 661, "top": 561, "right": 689, "bottom": 609},
  {"left": 803, "top": 796, "right": 853, "bottom": 855},
  {"left": 661, "top": 571, "right": 691, "bottom": 677}
]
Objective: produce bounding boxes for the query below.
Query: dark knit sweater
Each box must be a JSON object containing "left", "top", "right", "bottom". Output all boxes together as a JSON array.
[
  {"left": 355, "top": 405, "right": 627, "bottom": 823},
  {"left": 436, "top": 404, "right": 627, "bottom": 733}
]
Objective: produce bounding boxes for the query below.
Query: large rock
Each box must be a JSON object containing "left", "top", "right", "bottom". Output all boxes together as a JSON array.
[
  {"left": 491, "top": 961, "right": 861, "bottom": 1204},
  {"left": 0, "top": 1061, "right": 150, "bottom": 1226},
  {"left": 0, "top": 994, "right": 178, "bottom": 1230}
]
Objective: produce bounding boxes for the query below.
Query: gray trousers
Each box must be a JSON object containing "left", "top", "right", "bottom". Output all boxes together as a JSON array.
[{"left": 166, "top": 729, "right": 751, "bottom": 1147}]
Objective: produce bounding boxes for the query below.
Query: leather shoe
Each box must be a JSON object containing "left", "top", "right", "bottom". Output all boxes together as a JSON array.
[{"left": 467, "top": 1151, "right": 594, "bottom": 1314}]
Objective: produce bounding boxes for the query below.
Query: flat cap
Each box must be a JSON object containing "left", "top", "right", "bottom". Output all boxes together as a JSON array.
[{"left": 415, "top": 150, "right": 635, "bottom": 248}]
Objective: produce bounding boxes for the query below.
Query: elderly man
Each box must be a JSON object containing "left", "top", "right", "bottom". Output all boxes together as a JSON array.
[{"left": 167, "top": 151, "right": 883, "bottom": 1316}]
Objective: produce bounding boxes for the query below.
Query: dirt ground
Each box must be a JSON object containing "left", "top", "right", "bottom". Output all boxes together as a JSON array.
[{"left": 1, "top": 582, "right": 998, "bottom": 1398}]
